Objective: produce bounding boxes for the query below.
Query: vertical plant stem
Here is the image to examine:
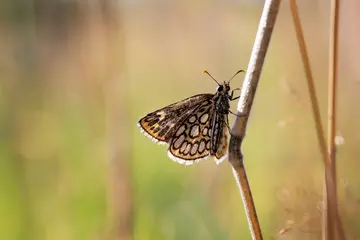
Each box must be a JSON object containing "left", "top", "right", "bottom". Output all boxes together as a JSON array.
[
  {"left": 328, "top": 0, "right": 346, "bottom": 239},
  {"left": 228, "top": 0, "right": 281, "bottom": 239},
  {"left": 289, "top": 2, "right": 333, "bottom": 239},
  {"left": 326, "top": 0, "right": 338, "bottom": 236},
  {"left": 289, "top": 1, "right": 346, "bottom": 239},
  {"left": 328, "top": 0, "right": 339, "bottom": 205},
  {"left": 288, "top": 1, "right": 328, "bottom": 161}
]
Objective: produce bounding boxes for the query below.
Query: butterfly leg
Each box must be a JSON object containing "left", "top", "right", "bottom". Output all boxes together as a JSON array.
[
  {"left": 229, "top": 88, "right": 241, "bottom": 101},
  {"left": 229, "top": 110, "right": 247, "bottom": 118}
]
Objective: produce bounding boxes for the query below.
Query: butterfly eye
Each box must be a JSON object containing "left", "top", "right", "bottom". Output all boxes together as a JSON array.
[
  {"left": 217, "top": 85, "right": 223, "bottom": 92},
  {"left": 226, "top": 85, "right": 230, "bottom": 91}
]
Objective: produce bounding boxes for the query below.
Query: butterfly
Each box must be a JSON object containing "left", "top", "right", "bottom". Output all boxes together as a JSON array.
[{"left": 137, "top": 70, "right": 244, "bottom": 165}]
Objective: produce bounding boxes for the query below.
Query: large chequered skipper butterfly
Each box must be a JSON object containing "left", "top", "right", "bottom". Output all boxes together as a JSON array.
[{"left": 138, "top": 70, "right": 244, "bottom": 165}]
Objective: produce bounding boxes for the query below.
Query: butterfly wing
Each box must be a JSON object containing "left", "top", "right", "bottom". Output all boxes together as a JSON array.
[
  {"left": 138, "top": 94, "right": 214, "bottom": 145},
  {"left": 167, "top": 98, "right": 215, "bottom": 164}
]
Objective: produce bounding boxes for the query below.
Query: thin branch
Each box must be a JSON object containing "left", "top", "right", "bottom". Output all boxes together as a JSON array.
[
  {"left": 328, "top": 0, "right": 346, "bottom": 239},
  {"left": 228, "top": 0, "right": 282, "bottom": 239},
  {"left": 289, "top": 1, "right": 328, "bottom": 162},
  {"left": 328, "top": 0, "right": 339, "bottom": 160},
  {"left": 328, "top": 0, "right": 339, "bottom": 206},
  {"left": 289, "top": 2, "right": 334, "bottom": 239},
  {"left": 289, "top": 1, "right": 346, "bottom": 239}
]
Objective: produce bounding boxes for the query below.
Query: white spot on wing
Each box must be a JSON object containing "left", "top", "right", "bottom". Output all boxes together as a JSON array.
[
  {"left": 173, "top": 134, "right": 185, "bottom": 149},
  {"left": 188, "top": 116, "right": 196, "bottom": 123},
  {"left": 190, "top": 143, "right": 199, "bottom": 155},
  {"left": 190, "top": 125, "right": 200, "bottom": 137},
  {"left": 198, "top": 140, "right": 206, "bottom": 153},
  {"left": 202, "top": 127, "right": 208, "bottom": 136},
  {"left": 200, "top": 113, "right": 209, "bottom": 123},
  {"left": 175, "top": 125, "right": 186, "bottom": 137},
  {"left": 206, "top": 140, "right": 210, "bottom": 150},
  {"left": 184, "top": 144, "right": 191, "bottom": 154},
  {"left": 180, "top": 142, "right": 187, "bottom": 153},
  {"left": 157, "top": 111, "right": 166, "bottom": 121}
]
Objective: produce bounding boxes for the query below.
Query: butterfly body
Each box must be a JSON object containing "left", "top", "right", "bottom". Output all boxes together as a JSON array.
[{"left": 138, "top": 76, "right": 241, "bottom": 165}]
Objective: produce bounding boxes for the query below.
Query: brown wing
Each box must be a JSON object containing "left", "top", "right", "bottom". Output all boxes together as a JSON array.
[
  {"left": 167, "top": 98, "right": 215, "bottom": 164},
  {"left": 138, "top": 94, "right": 214, "bottom": 144}
]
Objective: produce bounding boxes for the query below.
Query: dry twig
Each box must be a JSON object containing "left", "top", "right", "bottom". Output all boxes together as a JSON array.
[
  {"left": 228, "top": 0, "right": 282, "bottom": 239},
  {"left": 328, "top": 0, "right": 346, "bottom": 239},
  {"left": 289, "top": 1, "right": 345, "bottom": 239}
]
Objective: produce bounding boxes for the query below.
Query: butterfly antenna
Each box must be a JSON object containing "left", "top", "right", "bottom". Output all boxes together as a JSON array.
[
  {"left": 228, "top": 70, "right": 245, "bottom": 83},
  {"left": 202, "top": 70, "right": 220, "bottom": 85}
]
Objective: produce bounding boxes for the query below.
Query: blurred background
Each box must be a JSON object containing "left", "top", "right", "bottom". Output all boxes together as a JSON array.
[{"left": 1, "top": 0, "right": 360, "bottom": 239}]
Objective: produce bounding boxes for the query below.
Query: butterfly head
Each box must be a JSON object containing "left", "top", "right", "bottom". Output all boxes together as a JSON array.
[
  {"left": 216, "top": 82, "right": 231, "bottom": 94},
  {"left": 203, "top": 69, "right": 244, "bottom": 94}
]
